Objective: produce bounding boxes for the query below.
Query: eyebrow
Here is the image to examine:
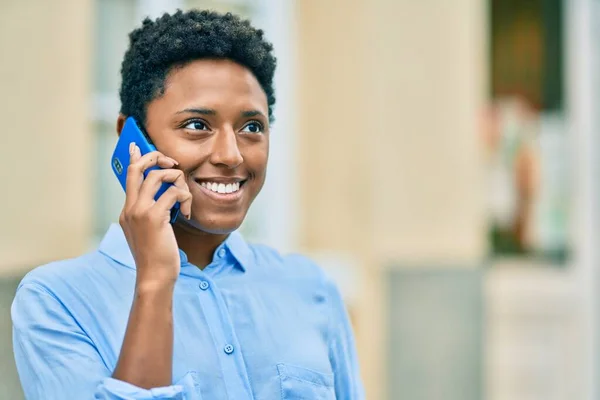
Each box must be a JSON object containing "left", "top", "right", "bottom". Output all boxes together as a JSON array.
[
  {"left": 241, "top": 110, "right": 266, "bottom": 119},
  {"left": 176, "top": 108, "right": 217, "bottom": 115},
  {"left": 176, "top": 108, "right": 266, "bottom": 119}
]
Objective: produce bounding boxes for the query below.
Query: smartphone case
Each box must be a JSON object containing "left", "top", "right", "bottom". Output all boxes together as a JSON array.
[{"left": 111, "top": 117, "right": 181, "bottom": 223}]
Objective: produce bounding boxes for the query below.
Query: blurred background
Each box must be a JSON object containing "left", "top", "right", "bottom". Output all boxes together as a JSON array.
[{"left": 1, "top": 0, "right": 599, "bottom": 399}]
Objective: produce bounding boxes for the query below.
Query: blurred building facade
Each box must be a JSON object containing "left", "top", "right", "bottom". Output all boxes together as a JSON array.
[{"left": 1, "top": 1, "right": 600, "bottom": 400}]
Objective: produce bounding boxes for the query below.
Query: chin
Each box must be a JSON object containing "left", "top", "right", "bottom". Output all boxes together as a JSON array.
[{"left": 178, "top": 213, "right": 245, "bottom": 235}]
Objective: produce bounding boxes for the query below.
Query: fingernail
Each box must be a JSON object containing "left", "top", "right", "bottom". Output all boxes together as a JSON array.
[
  {"left": 129, "top": 142, "right": 135, "bottom": 155},
  {"left": 168, "top": 157, "right": 179, "bottom": 166},
  {"left": 186, "top": 213, "right": 191, "bottom": 220},
  {"left": 134, "top": 145, "right": 141, "bottom": 157}
]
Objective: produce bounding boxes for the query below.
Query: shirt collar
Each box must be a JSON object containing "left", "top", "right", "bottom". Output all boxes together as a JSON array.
[
  {"left": 223, "top": 230, "right": 253, "bottom": 272},
  {"left": 98, "top": 223, "right": 254, "bottom": 272}
]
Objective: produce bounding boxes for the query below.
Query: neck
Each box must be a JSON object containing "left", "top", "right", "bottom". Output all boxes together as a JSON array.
[{"left": 173, "top": 222, "right": 229, "bottom": 269}]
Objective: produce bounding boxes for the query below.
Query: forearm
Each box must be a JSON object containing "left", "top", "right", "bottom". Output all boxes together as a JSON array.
[{"left": 112, "top": 279, "right": 175, "bottom": 389}]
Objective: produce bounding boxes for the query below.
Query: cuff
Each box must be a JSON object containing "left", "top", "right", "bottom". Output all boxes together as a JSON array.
[{"left": 95, "top": 377, "right": 185, "bottom": 400}]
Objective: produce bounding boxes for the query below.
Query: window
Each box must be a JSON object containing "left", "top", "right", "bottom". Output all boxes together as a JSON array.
[{"left": 486, "top": 0, "right": 569, "bottom": 263}]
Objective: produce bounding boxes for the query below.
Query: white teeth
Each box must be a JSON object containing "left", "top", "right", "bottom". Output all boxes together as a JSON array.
[{"left": 200, "top": 181, "right": 242, "bottom": 194}]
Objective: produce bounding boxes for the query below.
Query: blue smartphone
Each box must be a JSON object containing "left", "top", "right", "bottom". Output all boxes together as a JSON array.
[{"left": 111, "top": 116, "right": 180, "bottom": 223}]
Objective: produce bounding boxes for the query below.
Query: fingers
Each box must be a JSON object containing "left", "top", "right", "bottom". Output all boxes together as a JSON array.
[
  {"left": 124, "top": 144, "right": 178, "bottom": 209},
  {"left": 138, "top": 168, "right": 189, "bottom": 206},
  {"left": 154, "top": 185, "right": 193, "bottom": 219}
]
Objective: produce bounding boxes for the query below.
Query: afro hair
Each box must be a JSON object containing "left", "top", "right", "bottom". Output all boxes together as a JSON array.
[{"left": 119, "top": 9, "right": 277, "bottom": 125}]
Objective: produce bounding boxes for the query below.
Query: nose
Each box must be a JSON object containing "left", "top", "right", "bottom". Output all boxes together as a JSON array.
[{"left": 209, "top": 127, "right": 243, "bottom": 168}]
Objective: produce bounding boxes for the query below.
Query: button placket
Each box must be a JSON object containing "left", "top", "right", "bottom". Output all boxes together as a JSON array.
[{"left": 192, "top": 273, "right": 252, "bottom": 398}]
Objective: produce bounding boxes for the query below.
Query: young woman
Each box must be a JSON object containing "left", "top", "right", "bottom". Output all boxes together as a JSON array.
[{"left": 11, "top": 10, "right": 363, "bottom": 400}]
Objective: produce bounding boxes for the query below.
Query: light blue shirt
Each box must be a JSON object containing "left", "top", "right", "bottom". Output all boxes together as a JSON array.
[{"left": 11, "top": 224, "right": 364, "bottom": 399}]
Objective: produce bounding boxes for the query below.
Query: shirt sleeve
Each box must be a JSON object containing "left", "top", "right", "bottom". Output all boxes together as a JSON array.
[
  {"left": 11, "top": 282, "right": 190, "bottom": 400},
  {"left": 326, "top": 280, "right": 366, "bottom": 400}
]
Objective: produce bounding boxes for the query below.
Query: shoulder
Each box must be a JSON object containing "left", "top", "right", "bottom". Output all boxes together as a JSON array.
[
  {"left": 15, "top": 250, "right": 128, "bottom": 305},
  {"left": 12, "top": 250, "right": 133, "bottom": 331},
  {"left": 11, "top": 253, "right": 93, "bottom": 329},
  {"left": 19, "top": 252, "right": 98, "bottom": 291},
  {"left": 248, "top": 243, "right": 337, "bottom": 290}
]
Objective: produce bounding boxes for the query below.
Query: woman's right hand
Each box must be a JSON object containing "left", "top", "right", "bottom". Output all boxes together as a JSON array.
[{"left": 119, "top": 143, "right": 193, "bottom": 288}]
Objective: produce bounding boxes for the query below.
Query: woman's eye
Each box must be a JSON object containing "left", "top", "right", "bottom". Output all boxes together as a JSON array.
[
  {"left": 184, "top": 121, "right": 208, "bottom": 131},
  {"left": 241, "top": 122, "right": 263, "bottom": 134}
]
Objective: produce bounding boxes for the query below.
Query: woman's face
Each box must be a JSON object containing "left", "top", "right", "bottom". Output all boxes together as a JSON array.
[{"left": 123, "top": 59, "right": 269, "bottom": 234}]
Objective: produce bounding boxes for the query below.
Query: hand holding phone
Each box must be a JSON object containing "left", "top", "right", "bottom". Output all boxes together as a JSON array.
[
  {"left": 111, "top": 118, "right": 193, "bottom": 283},
  {"left": 112, "top": 117, "right": 182, "bottom": 223}
]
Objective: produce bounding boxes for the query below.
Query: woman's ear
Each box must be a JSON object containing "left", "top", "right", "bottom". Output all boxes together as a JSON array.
[{"left": 116, "top": 114, "right": 127, "bottom": 137}]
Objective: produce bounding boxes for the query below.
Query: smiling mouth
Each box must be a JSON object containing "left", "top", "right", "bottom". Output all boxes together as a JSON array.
[{"left": 193, "top": 178, "right": 247, "bottom": 199}]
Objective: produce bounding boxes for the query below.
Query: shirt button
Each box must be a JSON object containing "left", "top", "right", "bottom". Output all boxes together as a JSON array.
[
  {"left": 224, "top": 344, "right": 234, "bottom": 354},
  {"left": 218, "top": 248, "right": 227, "bottom": 258},
  {"left": 199, "top": 281, "right": 209, "bottom": 290}
]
